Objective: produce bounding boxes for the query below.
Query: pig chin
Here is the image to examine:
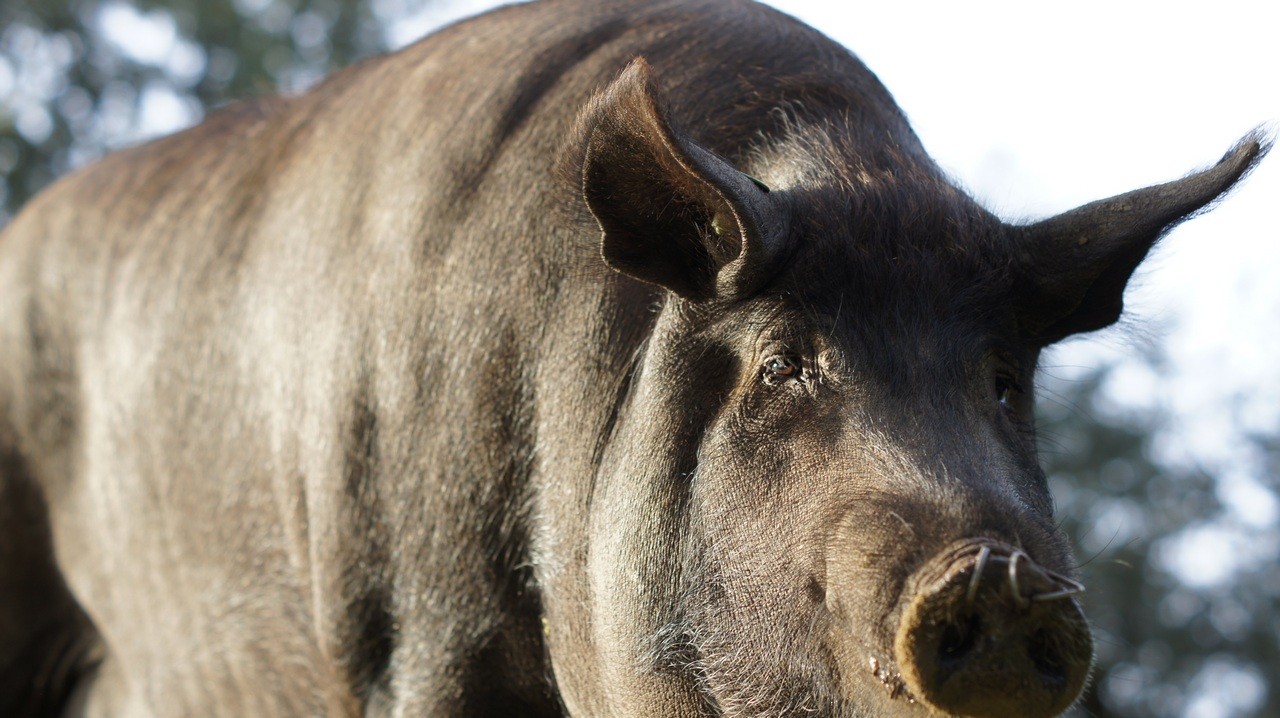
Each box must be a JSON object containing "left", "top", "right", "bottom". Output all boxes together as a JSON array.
[{"left": 670, "top": 573, "right": 925, "bottom": 717}]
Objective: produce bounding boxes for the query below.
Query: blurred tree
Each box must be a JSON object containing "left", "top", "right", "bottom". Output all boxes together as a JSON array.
[
  {"left": 1044, "top": 362, "right": 1279, "bottom": 718},
  {"left": 0, "top": 0, "right": 387, "bottom": 224},
  {"left": 1, "top": 2, "right": 1276, "bottom": 717}
]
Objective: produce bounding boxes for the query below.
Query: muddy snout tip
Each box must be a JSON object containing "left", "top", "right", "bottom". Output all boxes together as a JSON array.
[{"left": 894, "top": 540, "right": 1093, "bottom": 718}]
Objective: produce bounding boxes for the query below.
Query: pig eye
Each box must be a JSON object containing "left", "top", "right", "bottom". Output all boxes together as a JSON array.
[
  {"left": 994, "top": 374, "right": 1024, "bottom": 409},
  {"left": 763, "top": 355, "right": 803, "bottom": 384}
]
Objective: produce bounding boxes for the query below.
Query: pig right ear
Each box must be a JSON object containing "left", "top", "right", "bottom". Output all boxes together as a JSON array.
[
  {"left": 1012, "top": 131, "right": 1269, "bottom": 345},
  {"left": 577, "top": 58, "right": 791, "bottom": 301}
]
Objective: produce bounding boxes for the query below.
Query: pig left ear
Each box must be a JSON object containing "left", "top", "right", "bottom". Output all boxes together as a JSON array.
[
  {"left": 576, "top": 58, "right": 791, "bottom": 301},
  {"left": 1013, "top": 131, "right": 1269, "bottom": 345}
]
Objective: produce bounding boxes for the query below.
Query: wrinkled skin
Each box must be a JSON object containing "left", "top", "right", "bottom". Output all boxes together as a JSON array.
[{"left": 0, "top": 0, "right": 1266, "bottom": 716}]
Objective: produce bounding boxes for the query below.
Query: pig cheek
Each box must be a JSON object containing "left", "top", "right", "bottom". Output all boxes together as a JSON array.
[
  {"left": 823, "top": 504, "right": 921, "bottom": 677},
  {"left": 688, "top": 433, "right": 845, "bottom": 652}
]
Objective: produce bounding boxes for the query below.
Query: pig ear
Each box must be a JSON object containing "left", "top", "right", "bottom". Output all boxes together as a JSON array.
[
  {"left": 1013, "top": 131, "right": 1269, "bottom": 345},
  {"left": 578, "top": 58, "right": 790, "bottom": 301}
]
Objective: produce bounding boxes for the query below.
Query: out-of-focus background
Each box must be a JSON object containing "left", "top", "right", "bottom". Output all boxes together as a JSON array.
[{"left": 0, "top": 0, "right": 1275, "bottom": 715}]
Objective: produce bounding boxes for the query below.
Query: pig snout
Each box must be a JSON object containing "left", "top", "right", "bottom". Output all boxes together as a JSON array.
[{"left": 894, "top": 539, "right": 1093, "bottom": 718}]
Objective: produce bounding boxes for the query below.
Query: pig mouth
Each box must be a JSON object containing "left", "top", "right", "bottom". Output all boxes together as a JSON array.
[{"left": 866, "top": 654, "right": 917, "bottom": 705}]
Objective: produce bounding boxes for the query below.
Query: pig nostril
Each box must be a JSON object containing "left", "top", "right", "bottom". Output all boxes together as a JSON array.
[
  {"left": 1028, "top": 629, "right": 1068, "bottom": 691},
  {"left": 937, "top": 613, "right": 981, "bottom": 672}
]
